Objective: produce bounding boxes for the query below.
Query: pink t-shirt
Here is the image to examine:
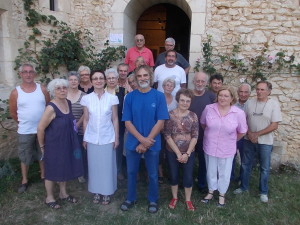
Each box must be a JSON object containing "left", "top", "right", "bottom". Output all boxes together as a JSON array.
[
  {"left": 200, "top": 103, "right": 248, "bottom": 158},
  {"left": 124, "top": 46, "right": 154, "bottom": 72}
]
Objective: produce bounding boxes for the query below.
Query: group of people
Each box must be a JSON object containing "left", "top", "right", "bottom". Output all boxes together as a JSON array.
[{"left": 9, "top": 34, "right": 282, "bottom": 213}]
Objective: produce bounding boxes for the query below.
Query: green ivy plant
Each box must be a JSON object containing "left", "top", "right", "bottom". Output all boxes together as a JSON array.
[
  {"left": 194, "top": 36, "right": 300, "bottom": 85},
  {"left": 1, "top": 0, "right": 126, "bottom": 133},
  {"left": 15, "top": 0, "right": 126, "bottom": 80}
]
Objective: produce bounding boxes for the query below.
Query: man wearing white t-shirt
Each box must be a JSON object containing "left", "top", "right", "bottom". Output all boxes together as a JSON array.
[{"left": 154, "top": 50, "right": 186, "bottom": 96}]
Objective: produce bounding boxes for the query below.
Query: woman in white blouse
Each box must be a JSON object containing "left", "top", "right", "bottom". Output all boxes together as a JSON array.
[{"left": 81, "top": 70, "right": 119, "bottom": 205}]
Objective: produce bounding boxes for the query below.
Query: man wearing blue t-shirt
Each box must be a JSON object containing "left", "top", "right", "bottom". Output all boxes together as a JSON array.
[{"left": 121, "top": 65, "right": 169, "bottom": 213}]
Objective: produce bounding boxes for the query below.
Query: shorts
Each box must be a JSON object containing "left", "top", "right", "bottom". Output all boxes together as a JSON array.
[{"left": 18, "top": 134, "right": 42, "bottom": 165}]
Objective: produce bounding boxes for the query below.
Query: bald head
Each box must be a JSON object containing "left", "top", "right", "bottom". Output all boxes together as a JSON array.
[{"left": 135, "top": 34, "right": 145, "bottom": 49}]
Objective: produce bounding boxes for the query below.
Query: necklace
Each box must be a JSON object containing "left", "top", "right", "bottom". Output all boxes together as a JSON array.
[
  {"left": 253, "top": 99, "right": 268, "bottom": 116},
  {"left": 176, "top": 109, "right": 187, "bottom": 126}
]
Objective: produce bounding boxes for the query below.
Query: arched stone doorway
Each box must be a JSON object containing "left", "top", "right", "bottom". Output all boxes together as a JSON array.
[
  {"left": 136, "top": 3, "right": 190, "bottom": 62},
  {"left": 111, "top": 0, "right": 207, "bottom": 79}
]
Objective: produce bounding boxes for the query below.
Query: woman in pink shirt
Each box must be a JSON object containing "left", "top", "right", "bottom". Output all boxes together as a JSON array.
[{"left": 200, "top": 86, "right": 247, "bottom": 207}]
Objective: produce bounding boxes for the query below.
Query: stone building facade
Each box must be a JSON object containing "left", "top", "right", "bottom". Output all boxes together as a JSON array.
[{"left": 0, "top": 0, "right": 299, "bottom": 168}]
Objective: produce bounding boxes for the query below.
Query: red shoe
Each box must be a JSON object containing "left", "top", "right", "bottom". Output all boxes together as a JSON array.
[
  {"left": 168, "top": 198, "right": 178, "bottom": 209},
  {"left": 186, "top": 201, "right": 195, "bottom": 211}
]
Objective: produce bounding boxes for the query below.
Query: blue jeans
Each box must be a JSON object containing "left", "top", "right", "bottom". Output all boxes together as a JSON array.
[
  {"left": 240, "top": 140, "right": 273, "bottom": 194},
  {"left": 195, "top": 140, "right": 207, "bottom": 189},
  {"left": 166, "top": 151, "right": 195, "bottom": 188},
  {"left": 231, "top": 138, "right": 245, "bottom": 181},
  {"left": 126, "top": 149, "right": 160, "bottom": 202}
]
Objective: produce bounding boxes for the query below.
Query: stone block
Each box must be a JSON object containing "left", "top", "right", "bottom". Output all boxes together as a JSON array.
[
  {"left": 292, "top": 93, "right": 300, "bottom": 100},
  {"left": 232, "top": 1, "right": 250, "bottom": 8},
  {"left": 214, "top": 2, "right": 231, "bottom": 8},
  {"left": 293, "top": 20, "right": 300, "bottom": 27},
  {"left": 271, "top": 141, "right": 287, "bottom": 169},
  {"left": 235, "top": 26, "right": 253, "bottom": 33},
  {"left": 229, "top": 9, "right": 239, "bottom": 16},
  {"left": 244, "top": 20, "right": 258, "bottom": 25},
  {"left": 250, "top": 30, "right": 267, "bottom": 43},
  {"left": 217, "top": 9, "right": 228, "bottom": 15},
  {"left": 275, "top": 35, "right": 300, "bottom": 45}
]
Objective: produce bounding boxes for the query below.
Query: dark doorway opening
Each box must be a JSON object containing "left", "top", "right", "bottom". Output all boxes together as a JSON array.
[{"left": 137, "top": 3, "right": 190, "bottom": 62}]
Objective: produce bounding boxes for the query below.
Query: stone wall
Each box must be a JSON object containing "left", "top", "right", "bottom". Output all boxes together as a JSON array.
[
  {"left": 204, "top": 0, "right": 300, "bottom": 168},
  {"left": 0, "top": 0, "right": 299, "bottom": 168}
]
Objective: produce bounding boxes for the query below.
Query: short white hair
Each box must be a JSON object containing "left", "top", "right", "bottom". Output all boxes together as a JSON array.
[
  {"left": 165, "top": 37, "right": 175, "bottom": 45},
  {"left": 18, "top": 63, "right": 36, "bottom": 73},
  {"left": 47, "top": 78, "right": 69, "bottom": 98},
  {"left": 162, "top": 77, "right": 175, "bottom": 87},
  {"left": 78, "top": 65, "right": 91, "bottom": 74},
  {"left": 239, "top": 83, "right": 251, "bottom": 93},
  {"left": 105, "top": 68, "right": 119, "bottom": 79}
]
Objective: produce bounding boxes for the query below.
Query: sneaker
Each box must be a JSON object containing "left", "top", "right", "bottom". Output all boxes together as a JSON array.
[
  {"left": 233, "top": 188, "right": 245, "bottom": 195},
  {"left": 78, "top": 176, "right": 86, "bottom": 183},
  {"left": 148, "top": 202, "right": 158, "bottom": 213},
  {"left": 260, "top": 194, "right": 268, "bottom": 203},
  {"left": 18, "top": 183, "right": 28, "bottom": 193},
  {"left": 120, "top": 200, "right": 136, "bottom": 211}
]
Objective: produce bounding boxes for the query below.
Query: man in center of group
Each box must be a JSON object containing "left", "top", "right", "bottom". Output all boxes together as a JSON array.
[
  {"left": 120, "top": 65, "right": 169, "bottom": 213},
  {"left": 189, "top": 71, "right": 215, "bottom": 192},
  {"left": 154, "top": 50, "right": 186, "bottom": 96}
]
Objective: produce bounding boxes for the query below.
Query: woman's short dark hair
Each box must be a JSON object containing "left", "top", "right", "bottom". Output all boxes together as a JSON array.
[
  {"left": 90, "top": 70, "right": 106, "bottom": 81},
  {"left": 175, "top": 88, "right": 194, "bottom": 102}
]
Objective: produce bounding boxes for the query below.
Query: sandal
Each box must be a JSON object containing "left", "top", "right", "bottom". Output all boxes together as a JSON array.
[
  {"left": 45, "top": 201, "right": 61, "bottom": 209},
  {"left": 186, "top": 201, "right": 195, "bottom": 211},
  {"left": 60, "top": 195, "right": 78, "bottom": 203},
  {"left": 93, "top": 194, "right": 101, "bottom": 204},
  {"left": 201, "top": 192, "right": 214, "bottom": 204},
  {"left": 168, "top": 198, "right": 178, "bottom": 209},
  {"left": 102, "top": 195, "right": 111, "bottom": 205},
  {"left": 148, "top": 202, "right": 158, "bottom": 213},
  {"left": 217, "top": 194, "right": 226, "bottom": 207},
  {"left": 120, "top": 200, "right": 136, "bottom": 211}
]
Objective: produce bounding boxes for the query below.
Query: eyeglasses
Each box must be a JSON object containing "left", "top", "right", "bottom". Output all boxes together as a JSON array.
[
  {"left": 92, "top": 77, "right": 105, "bottom": 81},
  {"left": 107, "top": 77, "right": 117, "bottom": 81},
  {"left": 80, "top": 74, "right": 90, "bottom": 77},
  {"left": 55, "top": 86, "right": 67, "bottom": 91},
  {"left": 135, "top": 39, "right": 144, "bottom": 43},
  {"left": 21, "top": 71, "right": 35, "bottom": 75}
]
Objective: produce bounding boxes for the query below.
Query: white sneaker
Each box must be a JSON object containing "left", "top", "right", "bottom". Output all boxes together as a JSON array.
[
  {"left": 78, "top": 176, "right": 86, "bottom": 183},
  {"left": 260, "top": 194, "right": 268, "bottom": 203},
  {"left": 233, "top": 188, "right": 244, "bottom": 195}
]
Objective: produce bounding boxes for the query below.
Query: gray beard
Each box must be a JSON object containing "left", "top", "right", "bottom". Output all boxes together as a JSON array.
[{"left": 138, "top": 80, "right": 150, "bottom": 89}]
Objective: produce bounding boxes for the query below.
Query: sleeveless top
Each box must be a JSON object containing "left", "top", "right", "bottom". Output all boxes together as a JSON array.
[
  {"left": 16, "top": 83, "right": 46, "bottom": 134},
  {"left": 44, "top": 100, "right": 83, "bottom": 181},
  {"left": 70, "top": 91, "right": 86, "bottom": 135}
]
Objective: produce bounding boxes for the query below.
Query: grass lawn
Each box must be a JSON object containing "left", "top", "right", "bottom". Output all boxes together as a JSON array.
[{"left": 0, "top": 158, "right": 299, "bottom": 225}]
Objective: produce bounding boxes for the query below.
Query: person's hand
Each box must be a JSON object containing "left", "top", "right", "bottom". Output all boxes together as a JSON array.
[
  {"left": 139, "top": 137, "right": 155, "bottom": 149},
  {"left": 114, "top": 139, "right": 119, "bottom": 150},
  {"left": 176, "top": 153, "right": 184, "bottom": 163},
  {"left": 83, "top": 141, "right": 87, "bottom": 150},
  {"left": 136, "top": 144, "right": 147, "bottom": 153},
  {"left": 248, "top": 131, "right": 259, "bottom": 143},
  {"left": 181, "top": 153, "right": 189, "bottom": 164}
]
